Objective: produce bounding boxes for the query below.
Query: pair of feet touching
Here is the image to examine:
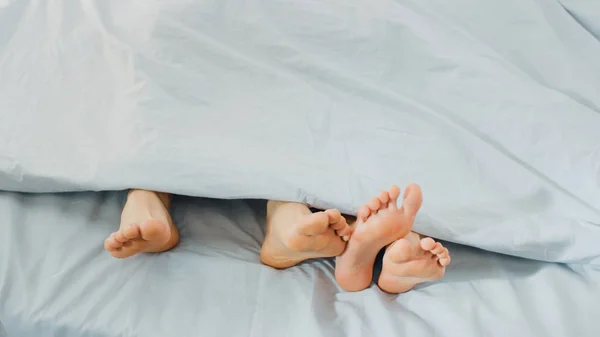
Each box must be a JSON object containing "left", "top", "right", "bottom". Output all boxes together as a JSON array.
[
  {"left": 335, "top": 184, "right": 450, "bottom": 292},
  {"left": 104, "top": 185, "right": 450, "bottom": 293}
]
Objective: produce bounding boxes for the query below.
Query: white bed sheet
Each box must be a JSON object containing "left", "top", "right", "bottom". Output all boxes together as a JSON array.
[{"left": 1, "top": 192, "right": 598, "bottom": 337}]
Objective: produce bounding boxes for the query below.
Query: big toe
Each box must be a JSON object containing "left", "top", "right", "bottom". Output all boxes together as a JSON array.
[
  {"left": 139, "top": 219, "right": 171, "bottom": 243},
  {"left": 420, "top": 237, "right": 437, "bottom": 251},
  {"left": 400, "top": 184, "right": 423, "bottom": 216},
  {"left": 324, "top": 209, "right": 342, "bottom": 225}
]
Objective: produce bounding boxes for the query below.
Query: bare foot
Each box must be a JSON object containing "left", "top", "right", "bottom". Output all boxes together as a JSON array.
[
  {"left": 335, "top": 184, "right": 422, "bottom": 292},
  {"left": 104, "top": 190, "right": 180, "bottom": 258},
  {"left": 260, "top": 200, "right": 353, "bottom": 269},
  {"left": 377, "top": 232, "right": 450, "bottom": 293}
]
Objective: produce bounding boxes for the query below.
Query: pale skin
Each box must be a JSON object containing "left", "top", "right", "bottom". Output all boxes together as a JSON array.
[{"left": 104, "top": 184, "right": 451, "bottom": 293}]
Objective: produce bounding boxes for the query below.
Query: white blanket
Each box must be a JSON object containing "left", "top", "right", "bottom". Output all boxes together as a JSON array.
[{"left": 1, "top": 0, "right": 599, "bottom": 264}]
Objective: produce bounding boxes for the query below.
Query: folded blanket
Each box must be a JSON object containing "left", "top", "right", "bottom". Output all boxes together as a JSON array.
[{"left": 1, "top": 0, "right": 599, "bottom": 264}]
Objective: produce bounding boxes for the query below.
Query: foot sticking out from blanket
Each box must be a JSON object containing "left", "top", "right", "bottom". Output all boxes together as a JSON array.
[
  {"left": 104, "top": 190, "right": 179, "bottom": 258},
  {"left": 260, "top": 201, "right": 353, "bottom": 269},
  {"left": 377, "top": 232, "right": 450, "bottom": 293},
  {"left": 335, "top": 184, "right": 422, "bottom": 292}
]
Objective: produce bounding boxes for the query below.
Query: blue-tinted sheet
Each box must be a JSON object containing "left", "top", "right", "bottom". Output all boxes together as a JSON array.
[{"left": 1, "top": 192, "right": 598, "bottom": 337}]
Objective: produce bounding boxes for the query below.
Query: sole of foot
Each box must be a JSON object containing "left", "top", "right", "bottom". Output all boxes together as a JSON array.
[
  {"left": 377, "top": 233, "right": 451, "bottom": 293},
  {"left": 335, "top": 184, "right": 423, "bottom": 292},
  {"left": 260, "top": 201, "right": 353, "bottom": 269},
  {"left": 104, "top": 190, "right": 179, "bottom": 259}
]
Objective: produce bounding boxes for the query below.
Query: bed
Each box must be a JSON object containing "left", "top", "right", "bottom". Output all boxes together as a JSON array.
[
  {"left": 1, "top": 0, "right": 600, "bottom": 336},
  {"left": 0, "top": 191, "right": 598, "bottom": 337}
]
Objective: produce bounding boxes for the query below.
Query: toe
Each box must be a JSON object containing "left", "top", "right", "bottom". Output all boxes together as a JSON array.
[
  {"left": 338, "top": 228, "right": 353, "bottom": 241},
  {"left": 341, "top": 226, "right": 355, "bottom": 241},
  {"left": 104, "top": 233, "right": 122, "bottom": 250},
  {"left": 123, "top": 223, "right": 141, "bottom": 240},
  {"left": 420, "top": 237, "right": 436, "bottom": 251},
  {"left": 378, "top": 191, "right": 390, "bottom": 205},
  {"left": 439, "top": 255, "right": 451, "bottom": 266},
  {"left": 110, "top": 233, "right": 124, "bottom": 247},
  {"left": 437, "top": 247, "right": 450, "bottom": 262},
  {"left": 430, "top": 242, "right": 445, "bottom": 255},
  {"left": 439, "top": 247, "right": 449, "bottom": 258},
  {"left": 105, "top": 246, "right": 118, "bottom": 252},
  {"left": 400, "top": 184, "right": 423, "bottom": 216},
  {"left": 357, "top": 205, "right": 371, "bottom": 221},
  {"left": 388, "top": 185, "right": 401, "bottom": 202},
  {"left": 384, "top": 238, "right": 413, "bottom": 263},
  {"left": 324, "top": 209, "right": 343, "bottom": 229},
  {"left": 336, "top": 220, "right": 353, "bottom": 237},
  {"left": 330, "top": 214, "right": 350, "bottom": 234},
  {"left": 104, "top": 238, "right": 114, "bottom": 251},
  {"left": 114, "top": 231, "right": 129, "bottom": 243},
  {"left": 331, "top": 216, "right": 351, "bottom": 235},
  {"left": 367, "top": 197, "right": 381, "bottom": 212}
]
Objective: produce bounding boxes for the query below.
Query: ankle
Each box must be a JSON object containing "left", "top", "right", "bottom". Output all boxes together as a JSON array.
[
  {"left": 128, "top": 189, "right": 172, "bottom": 208},
  {"left": 155, "top": 192, "right": 172, "bottom": 208}
]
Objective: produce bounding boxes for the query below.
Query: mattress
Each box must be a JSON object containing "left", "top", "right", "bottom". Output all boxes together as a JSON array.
[{"left": 1, "top": 191, "right": 599, "bottom": 337}]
